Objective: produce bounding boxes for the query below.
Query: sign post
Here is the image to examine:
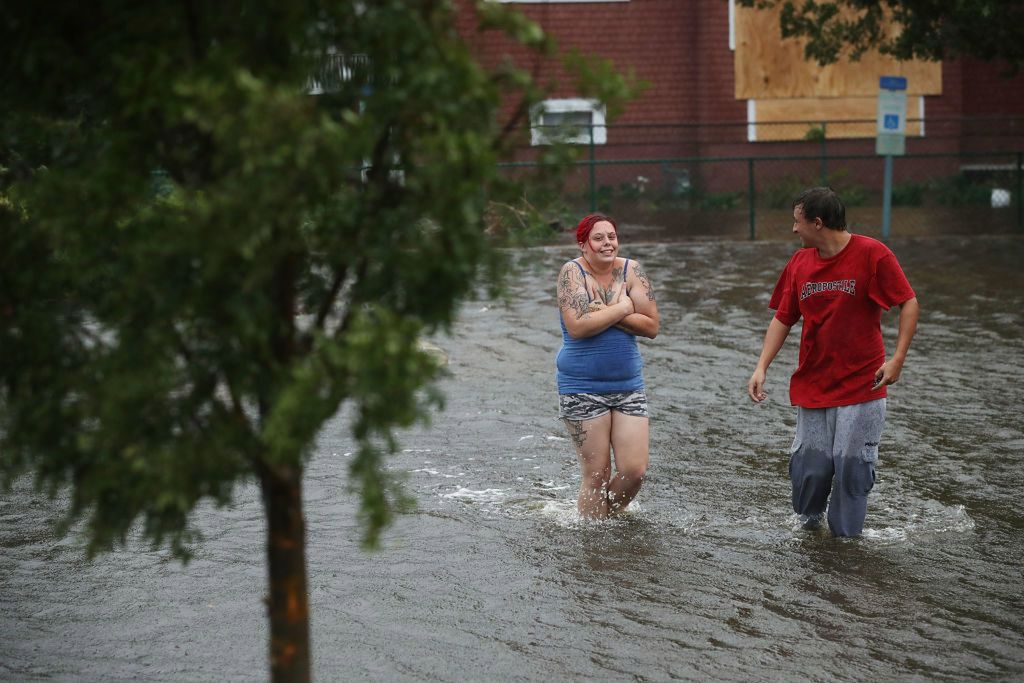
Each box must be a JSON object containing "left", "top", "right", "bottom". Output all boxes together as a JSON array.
[{"left": 877, "top": 76, "right": 907, "bottom": 240}]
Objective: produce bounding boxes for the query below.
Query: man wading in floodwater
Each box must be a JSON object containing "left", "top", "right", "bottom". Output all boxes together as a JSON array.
[{"left": 747, "top": 187, "right": 919, "bottom": 537}]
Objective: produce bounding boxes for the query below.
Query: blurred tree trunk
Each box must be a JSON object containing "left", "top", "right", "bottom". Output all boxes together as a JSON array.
[{"left": 260, "top": 467, "right": 310, "bottom": 683}]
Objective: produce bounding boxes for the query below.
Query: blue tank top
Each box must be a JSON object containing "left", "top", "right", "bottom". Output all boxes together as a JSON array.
[{"left": 556, "top": 260, "right": 644, "bottom": 394}]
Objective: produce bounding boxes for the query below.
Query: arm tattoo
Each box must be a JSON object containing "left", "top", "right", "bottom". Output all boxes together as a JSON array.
[
  {"left": 632, "top": 264, "right": 656, "bottom": 302},
  {"left": 564, "top": 419, "right": 587, "bottom": 449},
  {"left": 557, "top": 263, "right": 590, "bottom": 320}
]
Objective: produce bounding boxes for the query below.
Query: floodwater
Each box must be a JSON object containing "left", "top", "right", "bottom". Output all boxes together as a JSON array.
[{"left": 2, "top": 234, "right": 1023, "bottom": 681}]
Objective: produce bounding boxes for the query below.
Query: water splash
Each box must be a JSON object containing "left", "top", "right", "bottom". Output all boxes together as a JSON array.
[
  {"left": 863, "top": 502, "right": 975, "bottom": 542},
  {"left": 441, "top": 487, "right": 508, "bottom": 505}
]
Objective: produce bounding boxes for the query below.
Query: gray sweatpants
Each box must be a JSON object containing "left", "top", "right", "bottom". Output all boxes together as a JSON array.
[{"left": 789, "top": 398, "right": 886, "bottom": 537}]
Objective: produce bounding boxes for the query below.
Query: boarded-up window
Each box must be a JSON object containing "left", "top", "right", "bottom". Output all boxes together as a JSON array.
[{"left": 732, "top": 2, "right": 941, "bottom": 140}]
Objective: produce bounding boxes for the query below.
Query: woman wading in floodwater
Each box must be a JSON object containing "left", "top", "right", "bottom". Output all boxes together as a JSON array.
[{"left": 556, "top": 214, "right": 660, "bottom": 518}]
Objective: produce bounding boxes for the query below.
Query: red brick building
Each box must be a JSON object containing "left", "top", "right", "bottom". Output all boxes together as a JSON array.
[
  {"left": 458, "top": 0, "right": 1024, "bottom": 157},
  {"left": 457, "top": 1, "right": 1024, "bottom": 234}
]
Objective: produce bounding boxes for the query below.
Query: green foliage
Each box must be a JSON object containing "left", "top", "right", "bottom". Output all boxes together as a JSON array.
[
  {"left": 761, "top": 175, "right": 814, "bottom": 209},
  {"left": 738, "top": 1, "right": 1024, "bottom": 73},
  {"left": 932, "top": 173, "right": 996, "bottom": 206},
  {"left": 485, "top": 144, "right": 589, "bottom": 245},
  {"left": 698, "top": 190, "right": 745, "bottom": 211},
  {"left": 616, "top": 179, "right": 646, "bottom": 202},
  {"left": 0, "top": 0, "right": 635, "bottom": 561},
  {"left": 485, "top": 196, "right": 574, "bottom": 246},
  {"left": 759, "top": 169, "right": 870, "bottom": 209},
  {"left": 892, "top": 180, "right": 925, "bottom": 206},
  {"left": 595, "top": 185, "right": 615, "bottom": 213},
  {"left": 824, "top": 168, "right": 870, "bottom": 207},
  {"left": 804, "top": 125, "right": 826, "bottom": 142},
  {"left": 651, "top": 183, "right": 744, "bottom": 211}
]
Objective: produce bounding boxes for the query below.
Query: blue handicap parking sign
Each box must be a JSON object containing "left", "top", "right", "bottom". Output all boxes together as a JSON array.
[{"left": 884, "top": 114, "right": 899, "bottom": 130}]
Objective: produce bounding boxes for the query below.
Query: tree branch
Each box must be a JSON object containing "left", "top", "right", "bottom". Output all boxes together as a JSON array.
[{"left": 314, "top": 263, "right": 348, "bottom": 331}]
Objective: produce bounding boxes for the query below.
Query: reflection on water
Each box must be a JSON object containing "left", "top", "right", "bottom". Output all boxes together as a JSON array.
[{"left": 2, "top": 235, "right": 1023, "bottom": 681}]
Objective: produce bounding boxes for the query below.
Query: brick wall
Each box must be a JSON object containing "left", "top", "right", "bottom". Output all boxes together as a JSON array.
[
  {"left": 457, "top": 1, "right": 1022, "bottom": 126},
  {"left": 457, "top": 1, "right": 703, "bottom": 127},
  {"left": 455, "top": 0, "right": 1024, "bottom": 194},
  {"left": 960, "top": 58, "right": 1024, "bottom": 116}
]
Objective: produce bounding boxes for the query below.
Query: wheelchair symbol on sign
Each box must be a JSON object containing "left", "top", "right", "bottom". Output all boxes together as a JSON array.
[{"left": 883, "top": 114, "right": 900, "bottom": 130}]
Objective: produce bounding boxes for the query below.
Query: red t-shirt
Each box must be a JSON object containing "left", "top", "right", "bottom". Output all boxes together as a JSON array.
[{"left": 769, "top": 234, "right": 916, "bottom": 408}]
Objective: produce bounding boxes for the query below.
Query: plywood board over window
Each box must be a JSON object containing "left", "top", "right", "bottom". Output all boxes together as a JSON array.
[
  {"left": 733, "top": 2, "right": 939, "bottom": 141},
  {"left": 751, "top": 96, "right": 924, "bottom": 141}
]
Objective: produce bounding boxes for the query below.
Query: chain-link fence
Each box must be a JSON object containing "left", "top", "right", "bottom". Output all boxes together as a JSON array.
[{"left": 499, "top": 119, "right": 1024, "bottom": 240}]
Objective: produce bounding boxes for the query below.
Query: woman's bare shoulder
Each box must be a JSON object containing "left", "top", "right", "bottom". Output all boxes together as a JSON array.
[{"left": 559, "top": 258, "right": 584, "bottom": 273}]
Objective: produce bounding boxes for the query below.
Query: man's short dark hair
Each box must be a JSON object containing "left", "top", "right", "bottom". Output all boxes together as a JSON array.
[{"left": 793, "top": 186, "right": 846, "bottom": 231}]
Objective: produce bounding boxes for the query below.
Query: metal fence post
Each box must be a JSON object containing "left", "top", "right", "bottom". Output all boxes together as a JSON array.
[
  {"left": 748, "top": 157, "right": 756, "bottom": 240},
  {"left": 819, "top": 121, "right": 828, "bottom": 185},
  {"left": 881, "top": 154, "right": 894, "bottom": 241},
  {"left": 1018, "top": 151, "right": 1023, "bottom": 232},
  {"left": 588, "top": 124, "right": 597, "bottom": 212}
]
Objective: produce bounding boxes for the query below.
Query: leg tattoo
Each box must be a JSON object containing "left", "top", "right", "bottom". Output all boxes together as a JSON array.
[{"left": 564, "top": 419, "right": 587, "bottom": 449}]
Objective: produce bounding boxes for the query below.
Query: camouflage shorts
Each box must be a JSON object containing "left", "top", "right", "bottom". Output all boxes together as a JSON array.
[{"left": 558, "top": 390, "right": 648, "bottom": 421}]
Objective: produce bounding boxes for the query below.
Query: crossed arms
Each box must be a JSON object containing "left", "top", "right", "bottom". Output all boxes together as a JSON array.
[{"left": 557, "top": 260, "right": 660, "bottom": 340}]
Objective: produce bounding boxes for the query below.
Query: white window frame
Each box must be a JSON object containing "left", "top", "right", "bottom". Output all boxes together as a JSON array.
[
  {"left": 530, "top": 98, "right": 607, "bottom": 146},
  {"left": 729, "top": 0, "right": 736, "bottom": 51}
]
